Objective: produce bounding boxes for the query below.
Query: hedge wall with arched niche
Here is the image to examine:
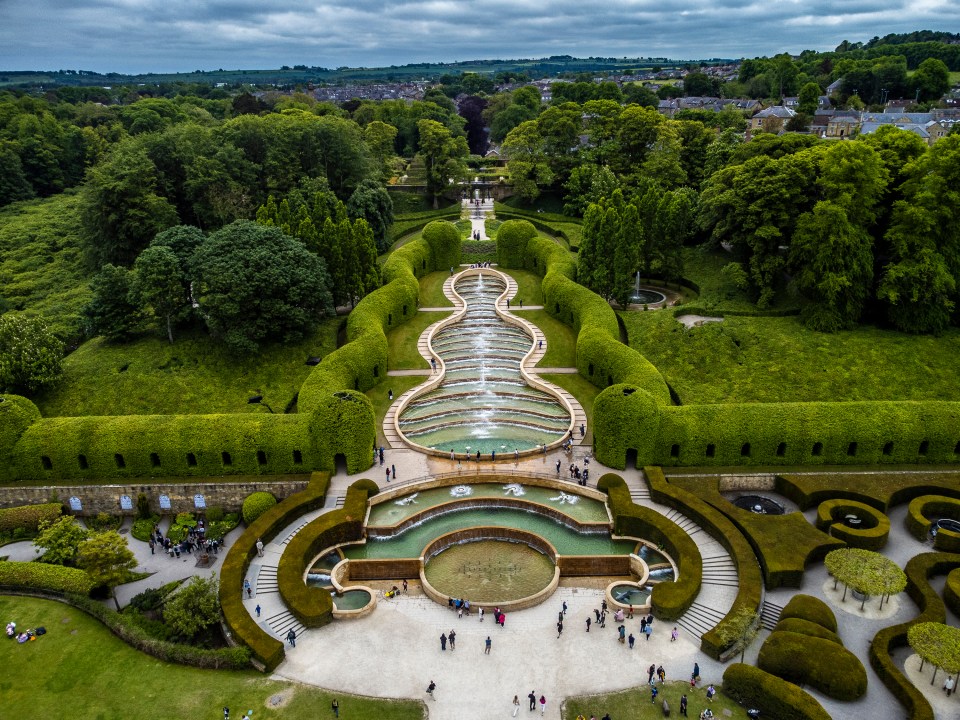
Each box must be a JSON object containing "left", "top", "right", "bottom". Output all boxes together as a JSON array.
[
  {"left": 0, "top": 222, "right": 461, "bottom": 482},
  {"left": 493, "top": 220, "right": 960, "bottom": 470}
]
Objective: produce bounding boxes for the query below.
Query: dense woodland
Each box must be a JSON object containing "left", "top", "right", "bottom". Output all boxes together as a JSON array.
[{"left": 1, "top": 33, "right": 959, "bottom": 395}]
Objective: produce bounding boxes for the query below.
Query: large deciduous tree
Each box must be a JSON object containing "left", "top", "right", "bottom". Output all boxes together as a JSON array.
[
  {"left": 77, "top": 530, "right": 137, "bottom": 610},
  {"left": 130, "top": 245, "right": 190, "bottom": 344},
  {"left": 34, "top": 516, "right": 89, "bottom": 566},
  {"left": 191, "top": 221, "right": 333, "bottom": 353},
  {"left": 84, "top": 264, "right": 141, "bottom": 341},
  {"left": 416, "top": 119, "right": 469, "bottom": 208},
  {"left": 163, "top": 574, "right": 222, "bottom": 639},
  {"left": 502, "top": 120, "right": 553, "bottom": 204},
  {"left": 0, "top": 314, "right": 64, "bottom": 394}
]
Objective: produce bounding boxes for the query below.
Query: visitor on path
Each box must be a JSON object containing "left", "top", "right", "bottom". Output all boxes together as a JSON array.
[
  {"left": 256, "top": 538, "right": 264, "bottom": 557},
  {"left": 515, "top": 449, "right": 520, "bottom": 461},
  {"left": 945, "top": 675, "right": 956, "bottom": 696},
  {"left": 512, "top": 695, "right": 520, "bottom": 717},
  {"left": 586, "top": 617, "right": 591, "bottom": 632},
  {"left": 499, "top": 612, "right": 505, "bottom": 628},
  {"left": 600, "top": 610, "right": 606, "bottom": 628},
  {"left": 556, "top": 459, "right": 561, "bottom": 475},
  {"left": 562, "top": 600, "right": 568, "bottom": 615},
  {"left": 657, "top": 665, "right": 665, "bottom": 682},
  {"left": 255, "top": 604, "right": 261, "bottom": 618},
  {"left": 618, "top": 625, "right": 626, "bottom": 643},
  {"left": 379, "top": 446, "right": 384, "bottom": 465},
  {"left": 706, "top": 685, "right": 716, "bottom": 701},
  {"left": 594, "top": 608, "right": 601, "bottom": 623},
  {"left": 614, "top": 609, "right": 624, "bottom": 623},
  {"left": 692, "top": 663, "right": 700, "bottom": 684},
  {"left": 392, "top": 464, "right": 396, "bottom": 481},
  {"left": 426, "top": 681, "right": 436, "bottom": 700},
  {"left": 680, "top": 694, "right": 688, "bottom": 717},
  {"left": 244, "top": 579, "right": 251, "bottom": 598},
  {"left": 539, "top": 695, "right": 546, "bottom": 715},
  {"left": 386, "top": 467, "right": 391, "bottom": 482},
  {"left": 440, "top": 633, "right": 447, "bottom": 651},
  {"left": 628, "top": 633, "right": 635, "bottom": 649},
  {"left": 331, "top": 699, "right": 339, "bottom": 717},
  {"left": 528, "top": 691, "right": 536, "bottom": 711},
  {"left": 651, "top": 685, "right": 658, "bottom": 703},
  {"left": 557, "top": 620, "right": 563, "bottom": 637},
  {"left": 286, "top": 629, "right": 296, "bottom": 647},
  {"left": 627, "top": 604, "right": 633, "bottom": 619},
  {"left": 580, "top": 423, "right": 585, "bottom": 437},
  {"left": 645, "top": 623, "right": 652, "bottom": 641},
  {"left": 672, "top": 626, "right": 679, "bottom": 641},
  {"left": 449, "top": 629, "right": 456, "bottom": 649},
  {"left": 431, "top": 358, "right": 437, "bottom": 372},
  {"left": 485, "top": 636, "right": 491, "bottom": 654},
  {"left": 479, "top": 607, "right": 484, "bottom": 621},
  {"left": 648, "top": 664, "right": 656, "bottom": 683},
  {"left": 538, "top": 339, "right": 543, "bottom": 350}
]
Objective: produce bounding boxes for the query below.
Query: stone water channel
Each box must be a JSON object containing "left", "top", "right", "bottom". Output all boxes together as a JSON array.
[{"left": 397, "top": 273, "right": 569, "bottom": 454}]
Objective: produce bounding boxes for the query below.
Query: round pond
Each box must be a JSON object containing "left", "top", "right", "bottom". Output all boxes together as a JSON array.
[{"left": 423, "top": 539, "right": 555, "bottom": 603}]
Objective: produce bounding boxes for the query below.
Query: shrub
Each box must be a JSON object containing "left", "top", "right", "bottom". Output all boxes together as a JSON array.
[
  {"left": 758, "top": 630, "right": 867, "bottom": 700},
  {"left": 772, "top": 617, "right": 842, "bottom": 644},
  {"left": 0, "top": 394, "right": 42, "bottom": 482},
  {"left": 945, "top": 568, "right": 960, "bottom": 617},
  {"left": 220, "top": 471, "right": 330, "bottom": 670},
  {"left": 0, "top": 502, "right": 61, "bottom": 534},
  {"left": 205, "top": 507, "right": 225, "bottom": 523},
  {"left": 815, "top": 498, "right": 890, "bottom": 550},
  {"left": 722, "top": 664, "right": 831, "bottom": 720},
  {"left": 136, "top": 493, "right": 151, "bottom": 520},
  {"left": 242, "top": 492, "right": 277, "bottom": 525},
  {"left": 421, "top": 220, "right": 461, "bottom": 270},
  {"left": 906, "top": 495, "right": 960, "bottom": 543},
  {"left": 496, "top": 219, "right": 538, "bottom": 268},
  {"left": 0, "top": 560, "right": 95, "bottom": 595},
  {"left": 779, "top": 594, "right": 837, "bottom": 633}
]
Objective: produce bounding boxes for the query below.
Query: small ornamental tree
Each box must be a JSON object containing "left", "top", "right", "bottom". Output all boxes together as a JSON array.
[
  {"left": 76, "top": 530, "right": 137, "bottom": 610},
  {"left": 908, "top": 622, "right": 960, "bottom": 685},
  {"left": 163, "top": 574, "right": 221, "bottom": 639},
  {"left": 824, "top": 548, "right": 906, "bottom": 610},
  {"left": 34, "top": 516, "right": 89, "bottom": 566},
  {"left": 716, "top": 606, "right": 762, "bottom": 662}
]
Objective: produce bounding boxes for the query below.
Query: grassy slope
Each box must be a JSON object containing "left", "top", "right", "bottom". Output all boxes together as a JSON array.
[
  {"left": 35, "top": 319, "right": 341, "bottom": 417},
  {"left": 387, "top": 310, "right": 449, "bottom": 370},
  {"left": 0, "top": 596, "right": 422, "bottom": 720},
  {"left": 563, "top": 681, "right": 749, "bottom": 720},
  {"left": 0, "top": 192, "right": 91, "bottom": 339},
  {"left": 620, "top": 308, "right": 960, "bottom": 405}
]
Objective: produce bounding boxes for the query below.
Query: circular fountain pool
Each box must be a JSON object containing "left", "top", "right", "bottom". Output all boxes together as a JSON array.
[
  {"left": 424, "top": 539, "right": 556, "bottom": 602},
  {"left": 629, "top": 289, "right": 667, "bottom": 305},
  {"left": 733, "top": 494, "right": 786, "bottom": 515},
  {"left": 397, "top": 273, "right": 570, "bottom": 453}
]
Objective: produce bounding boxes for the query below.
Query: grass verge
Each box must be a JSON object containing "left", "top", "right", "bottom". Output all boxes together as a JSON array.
[
  {"left": 517, "top": 310, "right": 576, "bottom": 367},
  {"left": 387, "top": 310, "right": 451, "bottom": 370},
  {"left": 500, "top": 268, "right": 545, "bottom": 306},
  {"left": 419, "top": 271, "right": 454, "bottom": 307},
  {"left": 541, "top": 372, "right": 600, "bottom": 445},
  {"left": 0, "top": 595, "right": 423, "bottom": 720},
  {"left": 367, "top": 374, "right": 429, "bottom": 447},
  {"left": 562, "top": 680, "right": 750, "bottom": 720}
]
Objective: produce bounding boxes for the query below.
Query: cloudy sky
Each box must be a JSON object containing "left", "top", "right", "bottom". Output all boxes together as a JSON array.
[{"left": 2, "top": 0, "right": 958, "bottom": 74}]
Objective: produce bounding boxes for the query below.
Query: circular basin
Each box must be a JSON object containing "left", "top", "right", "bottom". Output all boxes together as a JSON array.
[
  {"left": 423, "top": 539, "right": 555, "bottom": 603},
  {"left": 610, "top": 583, "right": 652, "bottom": 606},
  {"left": 733, "top": 494, "right": 785, "bottom": 515},
  {"left": 332, "top": 589, "right": 372, "bottom": 611},
  {"left": 934, "top": 518, "right": 960, "bottom": 534},
  {"left": 629, "top": 289, "right": 666, "bottom": 305}
]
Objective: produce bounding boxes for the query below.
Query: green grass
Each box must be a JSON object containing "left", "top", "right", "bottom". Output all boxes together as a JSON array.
[
  {"left": 0, "top": 595, "right": 423, "bottom": 720},
  {"left": 679, "top": 247, "right": 798, "bottom": 314},
  {"left": 619, "top": 309, "right": 960, "bottom": 404},
  {"left": 515, "top": 310, "right": 576, "bottom": 367},
  {"left": 34, "top": 319, "right": 341, "bottom": 417},
  {"left": 0, "top": 192, "right": 92, "bottom": 340},
  {"left": 541, "top": 373, "right": 600, "bottom": 445},
  {"left": 563, "top": 681, "right": 749, "bottom": 720},
  {"left": 367, "top": 374, "right": 428, "bottom": 447},
  {"left": 387, "top": 310, "right": 451, "bottom": 370},
  {"left": 500, "top": 269, "right": 544, "bottom": 306},
  {"left": 418, "top": 271, "right": 454, "bottom": 308}
]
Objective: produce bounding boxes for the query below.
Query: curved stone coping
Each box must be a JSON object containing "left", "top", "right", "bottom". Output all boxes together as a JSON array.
[
  {"left": 312, "top": 555, "right": 377, "bottom": 620},
  {"left": 419, "top": 526, "right": 561, "bottom": 612},
  {"left": 365, "top": 496, "right": 614, "bottom": 539},
  {"left": 366, "top": 475, "right": 612, "bottom": 525},
  {"left": 392, "top": 267, "right": 577, "bottom": 458}
]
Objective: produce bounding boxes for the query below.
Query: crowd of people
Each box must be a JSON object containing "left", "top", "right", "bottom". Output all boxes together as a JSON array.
[{"left": 148, "top": 520, "right": 222, "bottom": 559}]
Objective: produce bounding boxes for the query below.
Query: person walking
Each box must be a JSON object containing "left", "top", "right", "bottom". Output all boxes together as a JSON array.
[
  {"left": 945, "top": 675, "right": 956, "bottom": 696},
  {"left": 512, "top": 695, "right": 520, "bottom": 717},
  {"left": 539, "top": 695, "right": 546, "bottom": 715},
  {"left": 255, "top": 604, "right": 261, "bottom": 618},
  {"left": 331, "top": 699, "right": 339, "bottom": 717},
  {"left": 640, "top": 616, "right": 647, "bottom": 633},
  {"left": 440, "top": 632, "right": 447, "bottom": 651},
  {"left": 644, "top": 623, "right": 652, "bottom": 641},
  {"left": 448, "top": 629, "right": 456, "bottom": 650},
  {"left": 562, "top": 601, "right": 568, "bottom": 615},
  {"left": 594, "top": 608, "right": 601, "bottom": 623},
  {"left": 650, "top": 685, "right": 658, "bottom": 703},
  {"left": 392, "top": 464, "right": 396, "bottom": 481},
  {"left": 557, "top": 619, "right": 563, "bottom": 638},
  {"left": 286, "top": 629, "right": 296, "bottom": 647},
  {"left": 671, "top": 626, "right": 679, "bottom": 642},
  {"left": 628, "top": 633, "right": 635, "bottom": 649},
  {"left": 485, "top": 635, "right": 492, "bottom": 654},
  {"left": 618, "top": 625, "right": 626, "bottom": 643},
  {"left": 680, "top": 694, "right": 688, "bottom": 717},
  {"left": 479, "top": 607, "right": 484, "bottom": 622},
  {"left": 256, "top": 538, "right": 264, "bottom": 557},
  {"left": 657, "top": 665, "right": 665, "bottom": 683},
  {"left": 426, "top": 681, "right": 436, "bottom": 700},
  {"left": 528, "top": 691, "right": 537, "bottom": 711},
  {"left": 585, "top": 617, "right": 591, "bottom": 632},
  {"left": 556, "top": 459, "right": 561, "bottom": 475},
  {"left": 223, "top": 707, "right": 229, "bottom": 720},
  {"left": 244, "top": 579, "right": 252, "bottom": 598},
  {"left": 692, "top": 662, "right": 700, "bottom": 684},
  {"left": 648, "top": 664, "right": 656, "bottom": 684}
]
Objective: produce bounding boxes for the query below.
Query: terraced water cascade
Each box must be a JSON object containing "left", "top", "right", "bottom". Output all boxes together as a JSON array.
[{"left": 397, "top": 272, "right": 571, "bottom": 454}]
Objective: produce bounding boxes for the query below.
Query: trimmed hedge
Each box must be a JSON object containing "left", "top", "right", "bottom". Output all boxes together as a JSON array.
[
  {"left": 242, "top": 492, "right": 277, "bottom": 525},
  {"left": 0, "top": 560, "right": 96, "bottom": 595},
  {"left": 776, "top": 472, "right": 960, "bottom": 513},
  {"left": 387, "top": 206, "right": 460, "bottom": 244},
  {"left": 644, "top": 467, "right": 763, "bottom": 659},
  {"left": 0, "top": 394, "right": 41, "bottom": 482},
  {"left": 0, "top": 503, "right": 61, "bottom": 533},
  {"left": 815, "top": 499, "right": 890, "bottom": 550},
  {"left": 278, "top": 479, "right": 377, "bottom": 627},
  {"left": 219, "top": 471, "right": 331, "bottom": 671},
  {"left": 772, "top": 617, "right": 842, "bottom": 644},
  {"left": 758, "top": 630, "right": 867, "bottom": 700},
  {"left": 868, "top": 552, "right": 960, "bottom": 720},
  {"left": 722, "top": 664, "right": 832, "bottom": 720},
  {"left": 421, "top": 220, "right": 462, "bottom": 271},
  {"left": 598, "top": 473, "right": 701, "bottom": 620},
  {"left": 906, "top": 495, "right": 960, "bottom": 543},
  {"left": 779, "top": 594, "right": 838, "bottom": 633},
  {"left": 945, "top": 568, "right": 960, "bottom": 617}
]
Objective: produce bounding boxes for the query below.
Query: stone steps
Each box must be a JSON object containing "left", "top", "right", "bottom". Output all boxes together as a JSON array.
[
  {"left": 677, "top": 601, "right": 728, "bottom": 639},
  {"left": 256, "top": 565, "right": 278, "bottom": 595},
  {"left": 265, "top": 608, "right": 306, "bottom": 640},
  {"left": 760, "top": 599, "right": 784, "bottom": 630}
]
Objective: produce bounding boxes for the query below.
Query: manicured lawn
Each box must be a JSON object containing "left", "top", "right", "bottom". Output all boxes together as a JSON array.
[
  {"left": 0, "top": 595, "right": 423, "bottom": 720},
  {"left": 387, "top": 310, "right": 452, "bottom": 370},
  {"left": 516, "top": 309, "right": 576, "bottom": 367},
  {"left": 619, "top": 309, "right": 960, "bottom": 404},
  {"left": 0, "top": 192, "right": 91, "bottom": 340},
  {"left": 34, "top": 319, "right": 341, "bottom": 417},
  {"left": 680, "top": 247, "right": 795, "bottom": 313},
  {"left": 563, "top": 681, "right": 749, "bottom": 720},
  {"left": 541, "top": 372, "right": 600, "bottom": 445},
  {"left": 419, "top": 271, "right": 454, "bottom": 307},
  {"left": 368, "top": 375, "right": 430, "bottom": 447},
  {"left": 501, "top": 268, "right": 545, "bottom": 306}
]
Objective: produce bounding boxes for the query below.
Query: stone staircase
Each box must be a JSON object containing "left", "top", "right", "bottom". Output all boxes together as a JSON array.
[
  {"left": 760, "top": 599, "right": 784, "bottom": 630},
  {"left": 265, "top": 608, "right": 306, "bottom": 640},
  {"left": 677, "top": 601, "right": 729, "bottom": 639}
]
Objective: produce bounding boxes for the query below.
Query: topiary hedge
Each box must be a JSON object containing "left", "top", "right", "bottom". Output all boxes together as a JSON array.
[
  {"left": 219, "top": 471, "right": 331, "bottom": 671},
  {"left": 241, "top": 492, "right": 277, "bottom": 525},
  {"left": 598, "top": 473, "right": 701, "bottom": 619},
  {"left": 278, "top": 479, "right": 377, "bottom": 627},
  {"left": 945, "top": 568, "right": 960, "bottom": 617},
  {"left": 868, "top": 552, "right": 960, "bottom": 720},
  {"left": 772, "top": 617, "right": 842, "bottom": 644},
  {"left": 0, "top": 560, "right": 96, "bottom": 595},
  {"left": 758, "top": 630, "right": 867, "bottom": 700},
  {"left": 778, "top": 594, "right": 837, "bottom": 633},
  {"left": 644, "top": 466, "right": 763, "bottom": 659},
  {"left": 0, "top": 503, "right": 61, "bottom": 534},
  {"left": 496, "top": 219, "right": 538, "bottom": 269},
  {"left": 0, "top": 394, "right": 41, "bottom": 482},
  {"left": 815, "top": 498, "right": 890, "bottom": 550},
  {"left": 906, "top": 495, "right": 960, "bottom": 545},
  {"left": 421, "top": 220, "right": 462, "bottom": 271},
  {"left": 722, "top": 664, "right": 832, "bottom": 720}
]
